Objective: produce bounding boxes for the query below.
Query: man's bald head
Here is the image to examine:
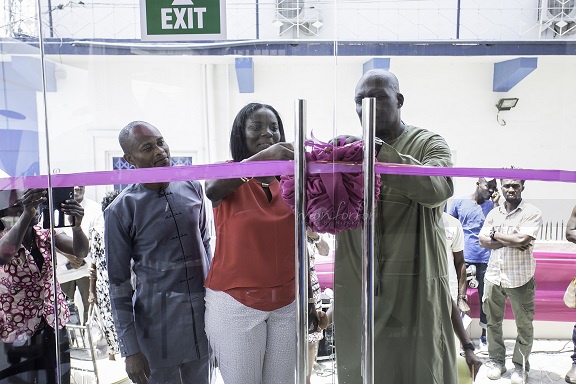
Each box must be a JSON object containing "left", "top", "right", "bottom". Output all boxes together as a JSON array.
[
  {"left": 119, "top": 121, "right": 155, "bottom": 154},
  {"left": 354, "top": 69, "right": 404, "bottom": 139},
  {"left": 356, "top": 69, "right": 401, "bottom": 95}
]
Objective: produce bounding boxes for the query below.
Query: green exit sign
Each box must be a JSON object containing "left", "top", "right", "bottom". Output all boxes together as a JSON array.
[{"left": 140, "top": 0, "right": 226, "bottom": 41}]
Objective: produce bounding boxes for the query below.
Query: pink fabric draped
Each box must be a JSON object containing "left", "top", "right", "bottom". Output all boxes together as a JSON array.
[{"left": 280, "top": 140, "right": 381, "bottom": 234}]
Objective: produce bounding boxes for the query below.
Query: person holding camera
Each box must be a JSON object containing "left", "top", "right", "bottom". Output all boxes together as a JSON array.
[
  {"left": 0, "top": 188, "right": 89, "bottom": 383},
  {"left": 450, "top": 177, "right": 499, "bottom": 349}
]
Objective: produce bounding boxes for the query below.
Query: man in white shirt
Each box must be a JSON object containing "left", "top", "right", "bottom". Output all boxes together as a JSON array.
[
  {"left": 442, "top": 212, "right": 468, "bottom": 305},
  {"left": 57, "top": 186, "right": 101, "bottom": 325}
]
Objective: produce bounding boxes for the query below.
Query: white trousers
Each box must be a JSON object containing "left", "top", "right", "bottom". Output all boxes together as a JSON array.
[{"left": 205, "top": 289, "right": 296, "bottom": 384}]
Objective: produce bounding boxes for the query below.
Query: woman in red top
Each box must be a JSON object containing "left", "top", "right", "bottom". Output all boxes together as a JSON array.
[{"left": 204, "top": 103, "right": 295, "bottom": 384}]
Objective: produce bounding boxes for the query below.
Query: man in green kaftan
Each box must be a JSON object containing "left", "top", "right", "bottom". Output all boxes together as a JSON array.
[{"left": 334, "top": 69, "right": 457, "bottom": 384}]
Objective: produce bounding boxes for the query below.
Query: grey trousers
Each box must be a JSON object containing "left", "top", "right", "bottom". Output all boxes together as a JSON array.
[
  {"left": 60, "top": 276, "right": 90, "bottom": 325},
  {"left": 484, "top": 277, "right": 536, "bottom": 370},
  {"left": 149, "top": 356, "right": 210, "bottom": 384}
]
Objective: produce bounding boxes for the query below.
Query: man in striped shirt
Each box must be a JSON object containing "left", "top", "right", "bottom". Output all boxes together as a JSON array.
[{"left": 479, "top": 177, "right": 542, "bottom": 384}]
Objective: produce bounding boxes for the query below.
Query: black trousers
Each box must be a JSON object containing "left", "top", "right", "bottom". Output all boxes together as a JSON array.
[{"left": 0, "top": 319, "right": 70, "bottom": 384}]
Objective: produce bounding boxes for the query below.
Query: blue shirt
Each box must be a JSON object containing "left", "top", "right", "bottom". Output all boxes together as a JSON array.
[{"left": 449, "top": 197, "right": 493, "bottom": 263}]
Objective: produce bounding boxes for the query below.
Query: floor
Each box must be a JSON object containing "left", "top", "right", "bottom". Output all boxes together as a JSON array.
[
  {"left": 307, "top": 339, "right": 574, "bottom": 384},
  {"left": 71, "top": 338, "right": 573, "bottom": 384},
  {"left": 473, "top": 339, "right": 573, "bottom": 384}
]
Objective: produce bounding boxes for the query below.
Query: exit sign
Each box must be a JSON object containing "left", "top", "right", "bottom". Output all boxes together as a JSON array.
[{"left": 140, "top": 0, "right": 226, "bottom": 41}]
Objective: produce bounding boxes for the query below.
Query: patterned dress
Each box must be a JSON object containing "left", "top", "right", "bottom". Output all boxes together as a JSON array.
[
  {"left": 307, "top": 242, "right": 323, "bottom": 343},
  {"left": 0, "top": 225, "right": 70, "bottom": 343},
  {"left": 89, "top": 222, "right": 119, "bottom": 354}
]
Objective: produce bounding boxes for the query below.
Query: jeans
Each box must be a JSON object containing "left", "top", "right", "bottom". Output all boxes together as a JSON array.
[
  {"left": 484, "top": 278, "right": 535, "bottom": 371},
  {"left": 470, "top": 262, "right": 488, "bottom": 328},
  {"left": 571, "top": 324, "right": 576, "bottom": 364}
]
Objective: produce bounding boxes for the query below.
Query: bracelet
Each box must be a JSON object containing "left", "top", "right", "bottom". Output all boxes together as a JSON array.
[
  {"left": 489, "top": 229, "right": 496, "bottom": 240},
  {"left": 458, "top": 294, "right": 467, "bottom": 301},
  {"left": 307, "top": 236, "right": 321, "bottom": 244},
  {"left": 462, "top": 342, "right": 475, "bottom": 352},
  {"left": 374, "top": 137, "right": 384, "bottom": 156}
]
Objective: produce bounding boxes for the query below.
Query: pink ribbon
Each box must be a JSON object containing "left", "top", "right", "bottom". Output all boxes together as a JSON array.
[{"left": 0, "top": 161, "right": 574, "bottom": 190}]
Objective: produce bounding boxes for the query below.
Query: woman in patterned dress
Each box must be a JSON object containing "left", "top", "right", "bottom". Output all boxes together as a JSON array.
[
  {"left": 0, "top": 188, "right": 89, "bottom": 383},
  {"left": 88, "top": 190, "right": 121, "bottom": 360}
]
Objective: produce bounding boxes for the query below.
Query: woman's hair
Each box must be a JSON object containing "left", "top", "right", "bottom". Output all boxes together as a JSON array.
[
  {"left": 101, "top": 189, "right": 122, "bottom": 212},
  {"left": 229, "top": 103, "right": 285, "bottom": 162}
]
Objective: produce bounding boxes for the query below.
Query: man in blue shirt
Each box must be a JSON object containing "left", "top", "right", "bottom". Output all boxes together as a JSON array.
[{"left": 450, "top": 177, "right": 499, "bottom": 349}]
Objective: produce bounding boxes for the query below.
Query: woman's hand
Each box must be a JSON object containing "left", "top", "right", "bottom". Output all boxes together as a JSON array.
[
  {"left": 329, "top": 135, "right": 361, "bottom": 146},
  {"left": 60, "top": 198, "right": 84, "bottom": 228},
  {"left": 251, "top": 142, "right": 294, "bottom": 161},
  {"left": 457, "top": 297, "right": 470, "bottom": 314},
  {"left": 19, "top": 188, "right": 47, "bottom": 219},
  {"left": 317, "top": 310, "right": 330, "bottom": 330}
]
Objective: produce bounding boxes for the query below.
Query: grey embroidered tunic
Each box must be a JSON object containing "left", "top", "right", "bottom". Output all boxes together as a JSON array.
[{"left": 105, "top": 181, "right": 211, "bottom": 368}]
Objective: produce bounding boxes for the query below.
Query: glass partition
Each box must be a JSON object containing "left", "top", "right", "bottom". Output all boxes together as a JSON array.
[
  {"left": 0, "top": 32, "right": 69, "bottom": 382},
  {"left": 0, "top": 0, "right": 575, "bottom": 383}
]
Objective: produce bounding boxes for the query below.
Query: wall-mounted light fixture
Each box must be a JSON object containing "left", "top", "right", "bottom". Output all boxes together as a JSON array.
[
  {"left": 496, "top": 98, "right": 519, "bottom": 111},
  {"left": 495, "top": 97, "right": 519, "bottom": 126}
]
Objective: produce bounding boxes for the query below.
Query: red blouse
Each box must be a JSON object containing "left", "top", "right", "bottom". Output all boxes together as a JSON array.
[{"left": 205, "top": 178, "right": 295, "bottom": 311}]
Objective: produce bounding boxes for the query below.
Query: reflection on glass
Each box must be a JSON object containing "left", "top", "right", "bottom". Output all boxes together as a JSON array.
[{"left": 2, "top": 0, "right": 574, "bottom": 382}]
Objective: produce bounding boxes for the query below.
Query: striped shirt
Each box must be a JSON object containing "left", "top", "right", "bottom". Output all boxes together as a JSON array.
[{"left": 481, "top": 200, "right": 542, "bottom": 288}]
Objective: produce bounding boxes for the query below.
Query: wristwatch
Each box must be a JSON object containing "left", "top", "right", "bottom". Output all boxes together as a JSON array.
[
  {"left": 463, "top": 342, "right": 475, "bottom": 352},
  {"left": 374, "top": 137, "right": 384, "bottom": 156},
  {"left": 489, "top": 229, "right": 496, "bottom": 241}
]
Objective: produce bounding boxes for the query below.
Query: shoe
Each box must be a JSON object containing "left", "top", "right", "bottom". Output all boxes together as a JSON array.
[
  {"left": 479, "top": 335, "right": 488, "bottom": 352},
  {"left": 566, "top": 364, "right": 576, "bottom": 383},
  {"left": 486, "top": 361, "right": 506, "bottom": 380},
  {"left": 511, "top": 367, "right": 527, "bottom": 384}
]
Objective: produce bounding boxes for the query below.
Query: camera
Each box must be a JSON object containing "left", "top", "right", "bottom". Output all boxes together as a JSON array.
[
  {"left": 41, "top": 187, "right": 75, "bottom": 229},
  {"left": 466, "top": 264, "right": 478, "bottom": 288}
]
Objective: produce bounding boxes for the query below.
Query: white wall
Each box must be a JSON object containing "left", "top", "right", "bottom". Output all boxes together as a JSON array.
[{"left": 36, "top": 53, "right": 576, "bottom": 224}]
